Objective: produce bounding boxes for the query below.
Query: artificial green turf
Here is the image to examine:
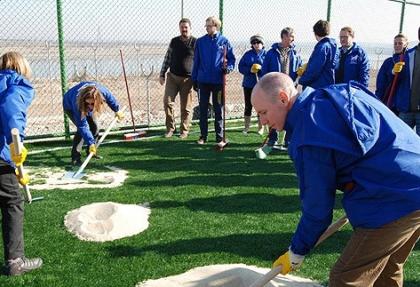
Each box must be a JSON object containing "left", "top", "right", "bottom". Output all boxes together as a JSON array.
[{"left": 1, "top": 124, "right": 419, "bottom": 287}]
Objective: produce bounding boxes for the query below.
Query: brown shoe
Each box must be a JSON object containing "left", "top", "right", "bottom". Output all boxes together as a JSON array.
[
  {"left": 179, "top": 132, "right": 188, "bottom": 139},
  {"left": 5, "top": 257, "right": 43, "bottom": 276},
  {"left": 164, "top": 130, "right": 174, "bottom": 138}
]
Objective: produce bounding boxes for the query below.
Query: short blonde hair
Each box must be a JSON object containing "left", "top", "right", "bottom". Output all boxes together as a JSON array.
[
  {"left": 0, "top": 51, "right": 32, "bottom": 79},
  {"left": 76, "top": 84, "right": 104, "bottom": 118},
  {"left": 340, "top": 26, "right": 355, "bottom": 37},
  {"left": 205, "top": 16, "right": 222, "bottom": 31}
]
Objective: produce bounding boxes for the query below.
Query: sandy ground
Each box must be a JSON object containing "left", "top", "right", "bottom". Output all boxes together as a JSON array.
[
  {"left": 64, "top": 201, "right": 151, "bottom": 242},
  {"left": 27, "top": 165, "right": 128, "bottom": 190},
  {"left": 136, "top": 264, "right": 323, "bottom": 287}
]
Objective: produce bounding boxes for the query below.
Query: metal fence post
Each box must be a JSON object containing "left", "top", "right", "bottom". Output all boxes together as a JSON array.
[
  {"left": 56, "top": 0, "right": 70, "bottom": 139},
  {"left": 219, "top": 0, "right": 224, "bottom": 34},
  {"left": 327, "top": 0, "right": 332, "bottom": 22},
  {"left": 399, "top": 0, "right": 406, "bottom": 32}
]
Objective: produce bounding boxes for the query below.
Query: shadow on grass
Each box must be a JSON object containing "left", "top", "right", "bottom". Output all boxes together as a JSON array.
[
  {"left": 107, "top": 230, "right": 352, "bottom": 261},
  {"left": 151, "top": 193, "right": 302, "bottom": 214}
]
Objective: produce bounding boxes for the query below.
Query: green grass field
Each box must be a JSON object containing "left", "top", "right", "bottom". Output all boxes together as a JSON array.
[{"left": 1, "top": 124, "right": 419, "bottom": 287}]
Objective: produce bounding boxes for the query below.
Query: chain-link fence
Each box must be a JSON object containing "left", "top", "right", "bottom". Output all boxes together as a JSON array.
[{"left": 0, "top": 0, "right": 418, "bottom": 138}]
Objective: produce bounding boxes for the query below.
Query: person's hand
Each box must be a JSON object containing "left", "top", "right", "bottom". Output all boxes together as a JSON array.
[
  {"left": 296, "top": 63, "right": 307, "bottom": 77},
  {"left": 251, "top": 63, "right": 262, "bottom": 74},
  {"left": 222, "top": 67, "right": 231, "bottom": 74},
  {"left": 272, "top": 249, "right": 305, "bottom": 275},
  {"left": 15, "top": 169, "right": 30, "bottom": 186},
  {"left": 9, "top": 143, "right": 28, "bottom": 167},
  {"left": 392, "top": 61, "right": 405, "bottom": 74},
  {"left": 159, "top": 76, "right": 165, "bottom": 85},
  {"left": 193, "top": 81, "right": 198, "bottom": 92},
  {"left": 89, "top": 144, "right": 97, "bottom": 155},
  {"left": 115, "top": 111, "right": 125, "bottom": 121}
]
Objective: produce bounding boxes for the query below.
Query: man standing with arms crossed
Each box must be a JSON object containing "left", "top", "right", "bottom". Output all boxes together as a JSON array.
[{"left": 160, "top": 18, "right": 196, "bottom": 139}]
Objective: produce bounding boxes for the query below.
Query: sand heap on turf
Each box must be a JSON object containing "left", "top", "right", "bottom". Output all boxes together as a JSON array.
[
  {"left": 136, "top": 264, "right": 323, "bottom": 287},
  {"left": 28, "top": 166, "right": 128, "bottom": 190},
  {"left": 64, "top": 202, "right": 150, "bottom": 242}
]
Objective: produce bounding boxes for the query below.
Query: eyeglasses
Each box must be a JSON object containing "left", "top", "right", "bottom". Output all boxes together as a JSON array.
[{"left": 251, "top": 41, "right": 262, "bottom": 45}]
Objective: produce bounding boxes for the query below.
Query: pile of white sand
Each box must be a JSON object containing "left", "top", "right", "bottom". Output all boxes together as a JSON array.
[
  {"left": 28, "top": 166, "right": 128, "bottom": 190},
  {"left": 136, "top": 264, "right": 323, "bottom": 287},
  {"left": 64, "top": 202, "right": 150, "bottom": 242}
]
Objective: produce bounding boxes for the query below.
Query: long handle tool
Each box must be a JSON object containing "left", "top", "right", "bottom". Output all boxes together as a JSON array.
[{"left": 250, "top": 215, "right": 349, "bottom": 287}]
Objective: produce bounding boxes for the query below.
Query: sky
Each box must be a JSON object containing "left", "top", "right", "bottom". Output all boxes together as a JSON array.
[{"left": 0, "top": 0, "right": 418, "bottom": 46}]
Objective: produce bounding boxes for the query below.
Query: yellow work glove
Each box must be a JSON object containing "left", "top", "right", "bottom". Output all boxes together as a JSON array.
[
  {"left": 9, "top": 143, "right": 28, "bottom": 167},
  {"left": 272, "top": 249, "right": 305, "bottom": 275},
  {"left": 15, "top": 169, "right": 30, "bottom": 186},
  {"left": 392, "top": 61, "right": 405, "bottom": 74},
  {"left": 115, "top": 110, "right": 125, "bottom": 121},
  {"left": 89, "top": 144, "right": 97, "bottom": 155},
  {"left": 250, "top": 63, "right": 262, "bottom": 74},
  {"left": 296, "top": 63, "right": 307, "bottom": 77}
]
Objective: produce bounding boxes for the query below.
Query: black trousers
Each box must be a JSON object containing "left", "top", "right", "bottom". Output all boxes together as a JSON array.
[
  {"left": 243, "top": 87, "right": 253, "bottom": 116},
  {"left": 0, "top": 161, "right": 24, "bottom": 262},
  {"left": 65, "top": 111, "right": 99, "bottom": 161}
]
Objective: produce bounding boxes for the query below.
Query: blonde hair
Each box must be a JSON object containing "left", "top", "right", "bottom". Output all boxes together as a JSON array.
[
  {"left": 340, "top": 26, "right": 355, "bottom": 37},
  {"left": 0, "top": 51, "right": 32, "bottom": 79},
  {"left": 76, "top": 85, "right": 104, "bottom": 118},
  {"left": 205, "top": 16, "right": 222, "bottom": 31}
]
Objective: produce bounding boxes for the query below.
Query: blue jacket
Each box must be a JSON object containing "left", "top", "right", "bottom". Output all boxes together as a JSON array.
[
  {"left": 0, "top": 70, "right": 35, "bottom": 166},
  {"left": 284, "top": 82, "right": 420, "bottom": 255},
  {"left": 238, "top": 48, "right": 266, "bottom": 88},
  {"left": 376, "top": 48, "right": 415, "bottom": 112},
  {"left": 299, "top": 37, "right": 339, "bottom": 89},
  {"left": 192, "top": 32, "right": 236, "bottom": 85},
  {"left": 336, "top": 43, "right": 370, "bottom": 87},
  {"left": 260, "top": 43, "right": 302, "bottom": 81},
  {"left": 62, "top": 81, "right": 120, "bottom": 146}
]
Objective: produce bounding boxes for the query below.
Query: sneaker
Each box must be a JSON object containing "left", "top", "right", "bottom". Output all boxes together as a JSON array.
[
  {"left": 197, "top": 137, "right": 207, "bottom": 145},
  {"left": 72, "top": 159, "right": 82, "bottom": 166},
  {"left": 5, "top": 257, "right": 43, "bottom": 276},
  {"left": 179, "top": 132, "right": 188, "bottom": 139},
  {"left": 164, "top": 130, "right": 174, "bottom": 138}
]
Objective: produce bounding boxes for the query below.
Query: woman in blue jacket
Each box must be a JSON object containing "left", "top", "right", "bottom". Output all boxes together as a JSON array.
[
  {"left": 0, "top": 52, "right": 42, "bottom": 275},
  {"left": 63, "top": 82, "right": 123, "bottom": 165},
  {"left": 238, "top": 34, "right": 266, "bottom": 134}
]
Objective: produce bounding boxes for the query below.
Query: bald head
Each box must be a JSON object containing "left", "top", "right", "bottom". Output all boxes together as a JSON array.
[
  {"left": 252, "top": 72, "right": 296, "bottom": 103},
  {"left": 251, "top": 72, "right": 298, "bottom": 131}
]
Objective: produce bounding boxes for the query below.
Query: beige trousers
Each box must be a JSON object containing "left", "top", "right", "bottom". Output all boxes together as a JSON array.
[
  {"left": 329, "top": 210, "right": 420, "bottom": 287},
  {"left": 163, "top": 72, "right": 193, "bottom": 133}
]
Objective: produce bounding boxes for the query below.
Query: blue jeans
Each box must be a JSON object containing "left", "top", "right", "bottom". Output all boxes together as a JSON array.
[
  {"left": 268, "top": 129, "right": 278, "bottom": 146},
  {"left": 398, "top": 112, "right": 420, "bottom": 137},
  {"left": 197, "top": 83, "right": 223, "bottom": 142}
]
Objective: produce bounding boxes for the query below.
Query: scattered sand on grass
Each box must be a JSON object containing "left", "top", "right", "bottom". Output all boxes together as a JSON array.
[
  {"left": 64, "top": 202, "right": 150, "bottom": 242},
  {"left": 136, "top": 264, "right": 323, "bottom": 287},
  {"left": 27, "top": 166, "right": 128, "bottom": 190}
]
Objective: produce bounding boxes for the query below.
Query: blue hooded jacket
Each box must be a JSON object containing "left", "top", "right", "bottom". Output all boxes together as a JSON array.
[
  {"left": 238, "top": 48, "right": 266, "bottom": 88},
  {"left": 62, "top": 81, "right": 120, "bottom": 146},
  {"left": 285, "top": 82, "right": 420, "bottom": 255},
  {"left": 0, "top": 70, "right": 35, "bottom": 166},
  {"left": 375, "top": 49, "right": 413, "bottom": 112},
  {"left": 260, "top": 43, "right": 302, "bottom": 81},
  {"left": 192, "top": 32, "right": 236, "bottom": 85},
  {"left": 299, "top": 37, "right": 339, "bottom": 89},
  {"left": 336, "top": 42, "right": 370, "bottom": 87}
]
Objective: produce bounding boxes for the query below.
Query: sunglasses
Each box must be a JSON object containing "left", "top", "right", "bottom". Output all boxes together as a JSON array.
[
  {"left": 85, "top": 101, "right": 95, "bottom": 107},
  {"left": 251, "top": 41, "right": 262, "bottom": 45}
]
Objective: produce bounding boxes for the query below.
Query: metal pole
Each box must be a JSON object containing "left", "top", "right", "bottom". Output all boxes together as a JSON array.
[
  {"left": 327, "top": 0, "right": 332, "bottom": 22},
  {"left": 56, "top": 0, "right": 70, "bottom": 139},
  {"left": 181, "top": 0, "right": 184, "bottom": 19},
  {"left": 399, "top": 0, "right": 406, "bottom": 32},
  {"left": 219, "top": 0, "right": 224, "bottom": 34}
]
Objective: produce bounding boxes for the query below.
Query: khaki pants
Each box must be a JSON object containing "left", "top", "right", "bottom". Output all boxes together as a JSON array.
[
  {"left": 163, "top": 72, "right": 193, "bottom": 133},
  {"left": 329, "top": 210, "right": 420, "bottom": 287}
]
